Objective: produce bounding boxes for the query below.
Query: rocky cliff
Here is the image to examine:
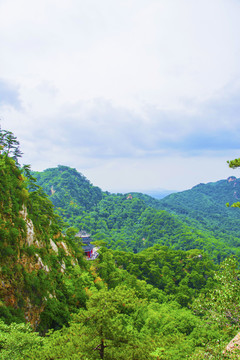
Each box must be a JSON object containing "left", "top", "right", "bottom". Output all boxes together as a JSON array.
[{"left": 0, "top": 153, "right": 92, "bottom": 333}]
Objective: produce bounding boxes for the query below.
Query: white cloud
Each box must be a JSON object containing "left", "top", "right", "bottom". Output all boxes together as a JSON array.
[
  {"left": 1, "top": 0, "right": 240, "bottom": 191},
  {"left": 1, "top": 0, "right": 240, "bottom": 109},
  {"left": 83, "top": 154, "right": 236, "bottom": 193}
]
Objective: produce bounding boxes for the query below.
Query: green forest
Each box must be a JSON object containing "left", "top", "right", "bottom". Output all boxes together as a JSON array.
[
  {"left": 1, "top": 127, "right": 240, "bottom": 359},
  {"left": 32, "top": 165, "right": 240, "bottom": 261}
]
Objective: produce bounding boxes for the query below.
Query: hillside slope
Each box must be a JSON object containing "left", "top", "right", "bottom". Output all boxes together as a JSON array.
[
  {"left": 32, "top": 166, "right": 237, "bottom": 261},
  {"left": 0, "top": 156, "right": 97, "bottom": 333},
  {"left": 32, "top": 166, "right": 103, "bottom": 225},
  {"left": 157, "top": 177, "right": 240, "bottom": 241}
]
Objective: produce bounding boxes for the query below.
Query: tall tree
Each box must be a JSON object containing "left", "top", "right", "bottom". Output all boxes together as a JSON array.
[
  {"left": 27, "top": 286, "right": 153, "bottom": 360},
  {"left": 0, "top": 127, "right": 23, "bottom": 165}
]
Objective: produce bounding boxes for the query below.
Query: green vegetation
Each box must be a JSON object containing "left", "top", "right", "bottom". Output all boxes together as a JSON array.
[
  {"left": 2, "top": 248, "right": 240, "bottom": 359},
  {"left": 32, "top": 167, "right": 239, "bottom": 261},
  {"left": 111, "top": 246, "right": 216, "bottom": 306},
  {"left": 1, "top": 127, "right": 240, "bottom": 359},
  {"left": 32, "top": 165, "right": 103, "bottom": 225},
  {"left": 156, "top": 178, "right": 240, "bottom": 255},
  {"left": 0, "top": 129, "right": 98, "bottom": 333}
]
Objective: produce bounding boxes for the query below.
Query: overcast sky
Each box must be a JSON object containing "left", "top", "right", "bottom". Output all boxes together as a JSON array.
[{"left": 1, "top": 0, "right": 240, "bottom": 193}]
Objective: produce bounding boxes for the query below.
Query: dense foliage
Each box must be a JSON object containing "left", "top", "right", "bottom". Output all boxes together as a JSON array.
[
  {"left": 111, "top": 246, "right": 216, "bottom": 306},
  {"left": 2, "top": 248, "right": 240, "bottom": 359},
  {"left": 32, "top": 167, "right": 238, "bottom": 261},
  {"left": 1, "top": 128, "right": 240, "bottom": 358},
  {"left": 0, "top": 134, "right": 98, "bottom": 333},
  {"left": 32, "top": 166, "right": 103, "bottom": 224},
  {"left": 156, "top": 178, "right": 240, "bottom": 254}
]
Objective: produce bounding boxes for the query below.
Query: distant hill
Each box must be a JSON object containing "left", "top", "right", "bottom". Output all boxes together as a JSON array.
[
  {"left": 156, "top": 176, "right": 240, "bottom": 242},
  {"left": 32, "top": 166, "right": 239, "bottom": 261},
  {"left": 144, "top": 189, "right": 177, "bottom": 199}
]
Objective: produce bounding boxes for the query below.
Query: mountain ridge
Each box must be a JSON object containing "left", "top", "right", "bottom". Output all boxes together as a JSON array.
[
  {"left": 157, "top": 175, "right": 240, "bottom": 241},
  {"left": 31, "top": 165, "right": 240, "bottom": 260}
]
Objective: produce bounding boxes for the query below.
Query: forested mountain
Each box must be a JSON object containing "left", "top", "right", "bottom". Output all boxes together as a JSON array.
[
  {"left": 156, "top": 177, "right": 240, "bottom": 245},
  {"left": 1, "top": 130, "right": 240, "bottom": 358},
  {"left": 33, "top": 166, "right": 103, "bottom": 222},
  {"left": 32, "top": 166, "right": 240, "bottom": 261}
]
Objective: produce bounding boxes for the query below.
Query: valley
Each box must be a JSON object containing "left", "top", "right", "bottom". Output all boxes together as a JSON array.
[{"left": 1, "top": 128, "right": 240, "bottom": 359}]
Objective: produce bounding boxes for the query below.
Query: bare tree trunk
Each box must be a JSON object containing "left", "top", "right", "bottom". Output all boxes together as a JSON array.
[{"left": 99, "top": 339, "right": 105, "bottom": 359}]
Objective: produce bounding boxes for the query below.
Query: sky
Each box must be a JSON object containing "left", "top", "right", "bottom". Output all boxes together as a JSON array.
[{"left": 1, "top": 0, "right": 240, "bottom": 193}]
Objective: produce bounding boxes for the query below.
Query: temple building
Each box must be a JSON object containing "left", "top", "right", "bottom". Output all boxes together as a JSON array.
[{"left": 75, "top": 231, "right": 97, "bottom": 259}]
